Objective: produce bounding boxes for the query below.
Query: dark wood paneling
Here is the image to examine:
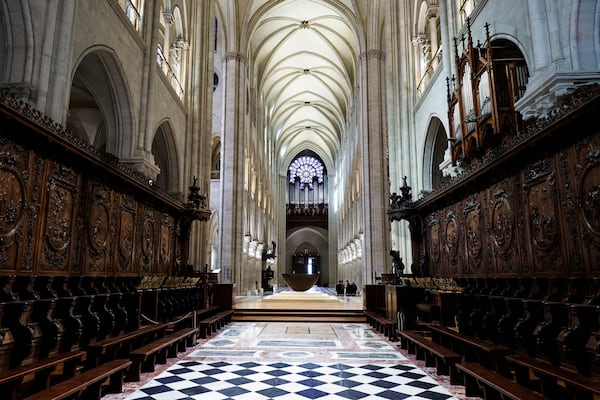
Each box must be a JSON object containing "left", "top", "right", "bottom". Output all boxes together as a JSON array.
[
  {"left": 0, "top": 92, "right": 210, "bottom": 277},
  {"left": 116, "top": 194, "right": 137, "bottom": 274},
  {"left": 37, "top": 160, "right": 80, "bottom": 274},
  {"left": 487, "top": 179, "right": 520, "bottom": 275},
  {"left": 406, "top": 85, "right": 600, "bottom": 279},
  {"left": 0, "top": 140, "right": 31, "bottom": 272},
  {"left": 522, "top": 158, "right": 566, "bottom": 275}
]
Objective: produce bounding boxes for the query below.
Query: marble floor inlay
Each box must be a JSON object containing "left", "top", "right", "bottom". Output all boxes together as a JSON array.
[{"left": 104, "top": 322, "right": 481, "bottom": 400}]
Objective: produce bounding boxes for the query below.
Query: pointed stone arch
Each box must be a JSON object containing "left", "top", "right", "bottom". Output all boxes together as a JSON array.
[
  {"left": 68, "top": 47, "right": 135, "bottom": 158},
  {"left": 422, "top": 116, "right": 449, "bottom": 191},
  {"left": 152, "top": 119, "right": 180, "bottom": 195},
  {"left": 286, "top": 226, "right": 329, "bottom": 282}
]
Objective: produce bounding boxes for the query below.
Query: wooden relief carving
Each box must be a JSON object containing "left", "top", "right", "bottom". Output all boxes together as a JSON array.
[
  {"left": 40, "top": 163, "right": 78, "bottom": 272},
  {"left": 556, "top": 147, "right": 584, "bottom": 273},
  {"left": 84, "top": 185, "right": 111, "bottom": 274},
  {"left": 490, "top": 187, "right": 517, "bottom": 273},
  {"left": 22, "top": 156, "right": 44, "bottom": 271},
  {"left": 140, "top": 209, "right": 155, "bottom": 273},
  {"left": 445, "top": 210, "right": 460, "bottom": 273},
  {"left": 579, "top": 145, "right": 600, "bottom": 271},
  {"left": 523, "top": 160, "right": 564, "bottom": 273},
  {"left": 158, "top": 213, "right": 173, "bottom": 274},
  {"left": 117, "top": 195, "right": 136, "bottom": 273},
  {"left": 427, "top": 213, "right": 441, "bottom": 276},
  {"left": 429, "top": 213, "right": 441, "bottom": 263},
  {"left": 463, "top": 199, "right": 484, "bottom": 274},
  {"left": 580, "top": 149, "right": 600, "bottom": 235},
  {"left": 0, "top": 148, "right": 27, "bottom": 271}
]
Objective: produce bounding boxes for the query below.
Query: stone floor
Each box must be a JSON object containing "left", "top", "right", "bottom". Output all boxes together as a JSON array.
[{"left": 103, "top": 320, "right": 482, "bottom": 400}]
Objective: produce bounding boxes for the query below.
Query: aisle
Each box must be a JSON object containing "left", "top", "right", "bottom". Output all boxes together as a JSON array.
[{"left": 105, "top": 322, "right": 477, "bottom": 400}]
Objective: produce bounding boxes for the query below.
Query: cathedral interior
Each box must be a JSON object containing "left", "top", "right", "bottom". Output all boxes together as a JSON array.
[{"left": 0, "top": 1, "right": 599, "bottom": 399}]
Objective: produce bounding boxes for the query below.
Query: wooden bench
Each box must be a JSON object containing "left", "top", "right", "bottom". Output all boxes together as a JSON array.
[
  {"left": 364, "top": 310, "right": 395, "bottom": 341},
  {"left": 86, "top": 322, "right": 168, "bottom": 369},
  {"left": 456, "top": 361, "right": 544, "bottom": 400},
  {"left": 396, "top": 330, "right": 462, "bottom": 385},
  {"left": 0, "top": 351, "right": 85, "bottom": 400},
  {"left": 22, "top": 359, "right": 131, "bottom": 400},
  {"left": 506, "top": 353, "right": 600, "bottom": 400},
  {"left": 126, "top": 327, "right": 197, "bottom": 382},
  {"left": 198, "top": 309, "right": 234, "bottom": 339},
  {"left": 429, "top": 325, "right": 510, "bottom": 373}
]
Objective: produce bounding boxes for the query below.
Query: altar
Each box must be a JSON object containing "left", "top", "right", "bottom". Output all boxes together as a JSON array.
[
  {"left": 281, "top": 272, "right": 320, "bottom": 291},
  {"left": 261, "top": 287, "right": 341, "bottom": 303}
]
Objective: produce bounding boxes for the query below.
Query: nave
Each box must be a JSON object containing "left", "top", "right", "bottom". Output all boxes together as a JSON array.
[{"left": 104, "top": 319, "right": 477, "bottom": 400}]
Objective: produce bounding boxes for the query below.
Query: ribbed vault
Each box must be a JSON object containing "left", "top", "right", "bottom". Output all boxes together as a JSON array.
[{"left": 247, "top": 0, "right": 359, "bottom": 171}]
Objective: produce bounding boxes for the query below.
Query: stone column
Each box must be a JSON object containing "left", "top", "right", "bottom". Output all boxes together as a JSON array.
[
  {"left": 358, "top": 49, "right": 391, "bottom": 284},
  {"left": 218, "top": 52, "right": 247, "bottom": 284},
  {"left": 276, "top": 173, "right": 287, "bottom": 286},
  {"left": 119, "top": 0, "right": 160, "bottom": 178},
  {"left": 527, "top": 0, "right": 552, "bottom": 73},
  {"left": 162, "top": 10, "right": 173, "bottom": 75},
  {"left": 44, "top": 1, "right": 76, "bottom": 121},
  {"left": 255, "top": 242, "right": 265, "bottom": 293},
  {"left": 186, "top": 0, "right": 214, "bottom": 269},
  {"left": 517, "top": 0, "right": 570, "bottom": 119},
  {"left": 247, "top": 240, "right": 258, "bottom": 294}
]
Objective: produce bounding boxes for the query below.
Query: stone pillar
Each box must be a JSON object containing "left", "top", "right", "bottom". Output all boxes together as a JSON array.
[
  {"left": 516, "top": 0, "right": 573, "bottom": 119},
  {"left": 385, "top": 0, "right": 414, "bottom": 265},
  {"left": 527, "top": 0, "right": 552, "bottom": 73},
  {"left": 185, "top": 0, "right": 214, "bottom": 269},
  {"left": 276, "top": 173, "right": 287, "bottom": 283},
  {"left": 162, "top": 10, "right": 173, "bottom": 75},
  {"left": 358, "top": 49, "right": 391, "bottom": 284},
  {"left": 44, "top": 1, "right": 76, "bottom": 121},
  {"left": 120, "top": 0, "right": 160, "bottom": 178},
  {"left": 247, "top": 240, "right": 258, "bottom": 294},
  {"left": 255, "top": 242, "right": 265, "bottom": 293},
  {"left": 218, "top": 52, "right": 247, "bottom": 284},
  {"left": 428, "top": 8, "right": 439, "bottom": 68}
]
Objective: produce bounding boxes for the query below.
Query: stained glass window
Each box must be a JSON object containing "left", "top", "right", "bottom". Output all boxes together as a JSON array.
[{"left": 289, "top": 156, "right": 324, "bottom": 190}]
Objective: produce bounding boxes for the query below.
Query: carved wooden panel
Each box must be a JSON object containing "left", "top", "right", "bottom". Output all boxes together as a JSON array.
[
  {"left": 574, "top": 138, "right": 600, "bottom": 273},
  {"left": 0, "top": 141, "right": 29, "bottom": 272},
  {"left": 82, "top": 182, "right": 113, "bottom": 275},
  {"left": 158, "top": 213, "right": 174, "bottom": 274},
  {"left": 522, "top": 160, "right": 565, "bottom": 274},
  {"left": 116, "top": 194, "right": 136, "bottom": 274},
  {"left": 463, "top": 195, "right": 486, "bottom": 275},
  {"left": 38, "top": 161, "right": 79, "bottom": 273},
  {"left": 139, "top": 207, "right": 155, "bottom": 274},
  {"left": 555, "top": 145, "right": 584, "bottom": 274},
  {"left": 0, "top": 99, "right": 198, "bottom": 277},
  {"left": 427, "top": 212, "right": 441, "bottom": 276},
  {"left": 488, "top": 181, "right": 519, "bottom": 274},
  {"left": 444, "top": 208, "right": 461, "bottom": 275}
]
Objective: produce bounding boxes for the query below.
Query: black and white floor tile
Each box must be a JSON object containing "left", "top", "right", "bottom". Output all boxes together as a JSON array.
[
  {"left": 109, "top": 322, "right": 467, "bottom": 400},
  {"left": 127, "top": 360, "right": 455, "bottom": 400}
]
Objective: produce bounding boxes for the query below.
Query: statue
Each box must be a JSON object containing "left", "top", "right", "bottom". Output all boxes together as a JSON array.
[
  {"left": 389, "top": 250, "right": 405, "bottom": 283},
  {"left": 186, "top": 176, "right": 207, "bottom": 209},
  {"left": 263, "top": 241, "right": 276, "bottom": 262},
  {"left": 390, "top": 176, "right": 413, "bottom": 209}
]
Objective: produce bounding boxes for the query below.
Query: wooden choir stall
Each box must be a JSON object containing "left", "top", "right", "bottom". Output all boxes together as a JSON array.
[
  {"left": 365, "top": 22, "right": 600, "bottom": 400},
  {"left": 0, "top": 90, "right": 235, "bottom": 400}
]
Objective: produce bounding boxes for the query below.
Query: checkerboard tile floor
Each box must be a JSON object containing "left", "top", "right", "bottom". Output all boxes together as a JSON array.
[
  {"left": 110, "top": 322, "right": 466, "bottom": 400},
  {"left": 128, "top": 360, "right": 455, "bottom": 400}
]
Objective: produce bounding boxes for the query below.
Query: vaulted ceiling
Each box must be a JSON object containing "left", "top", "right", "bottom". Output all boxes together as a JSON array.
[{"left": 247, "top": 0, "right": 360, "bottom": 171}]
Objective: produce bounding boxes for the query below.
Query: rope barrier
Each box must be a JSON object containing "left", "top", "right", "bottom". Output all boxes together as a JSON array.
[{"left": 140, "top": 311, "right": 193, "bottom": 326}]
